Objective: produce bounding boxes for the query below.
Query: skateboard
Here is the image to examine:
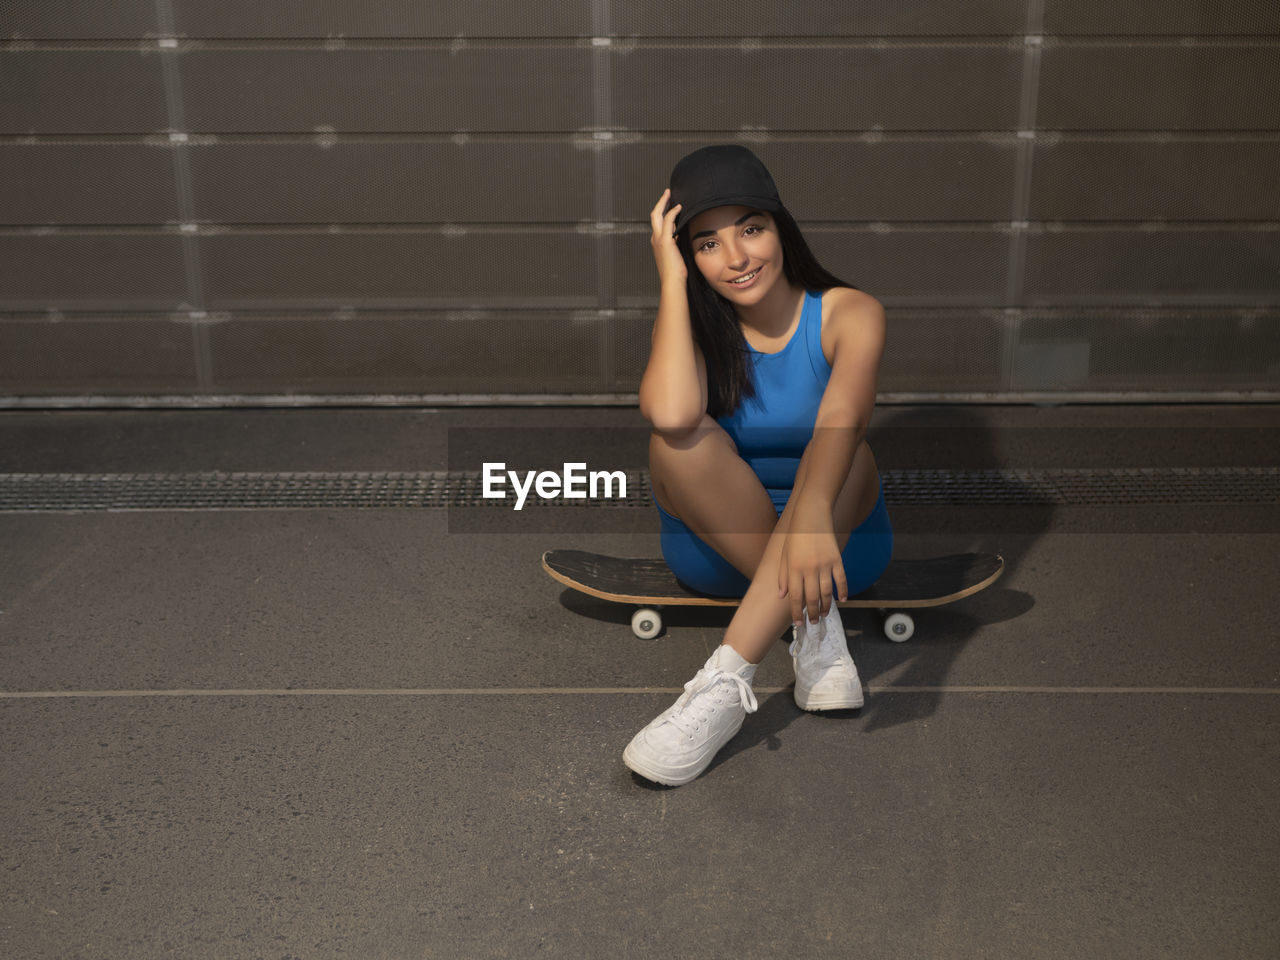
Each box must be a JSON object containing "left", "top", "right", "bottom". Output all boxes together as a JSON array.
[{"left": 542, "top": 549, "right": 1004, "bottom": 641}]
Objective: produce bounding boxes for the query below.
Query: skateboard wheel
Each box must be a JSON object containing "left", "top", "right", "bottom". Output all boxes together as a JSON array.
[
  {"left": 631, "top": 607, "right": 663, "bottom": 640},
  {"left": 883, "top": 612, "right": 914, "bottom": 642}
]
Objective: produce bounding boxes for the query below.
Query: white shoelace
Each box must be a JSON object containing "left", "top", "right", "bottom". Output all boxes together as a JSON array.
[
  {"left": 665, "top": 668, "right": 759, "bottom": 735},
  {"left": 790, "top": 609, "right": 846, "bottom": 666}
]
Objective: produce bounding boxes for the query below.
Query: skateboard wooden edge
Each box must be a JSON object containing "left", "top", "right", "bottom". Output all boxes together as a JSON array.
[
  {"left": 541, "top": 551, "right": 1005, "bottom": 610},
  {"left": 541, "top": 552, "right": 738, "bottom": 607},
  {"left": 863, "top": 555, "right": 1004, "bottom": 609}
]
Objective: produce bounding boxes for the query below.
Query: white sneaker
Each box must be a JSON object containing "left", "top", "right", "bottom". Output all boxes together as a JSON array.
[
  {"left": 623, "top": 645, "right": 759, "bottom": 786},
  {"left": 790, "top": 603, "right": 864, "bottom": 710}
]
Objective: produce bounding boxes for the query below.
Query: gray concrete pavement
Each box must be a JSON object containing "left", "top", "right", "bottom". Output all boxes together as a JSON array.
[{"left": 1, "top": 404, "right": 1277, "bottom": 958}]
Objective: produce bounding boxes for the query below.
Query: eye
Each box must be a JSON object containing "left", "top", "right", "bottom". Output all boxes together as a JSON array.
[
  {"left": 742, "top": 224, "right": 762, "bottom": 237},
  {"left": 696, "top": 238, "right": 718, "bottom": 253}
]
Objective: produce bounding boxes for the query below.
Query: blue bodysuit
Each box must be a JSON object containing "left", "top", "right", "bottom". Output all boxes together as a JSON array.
[{"left": 655, "top": 289, "right": 893, "bottom": 597}]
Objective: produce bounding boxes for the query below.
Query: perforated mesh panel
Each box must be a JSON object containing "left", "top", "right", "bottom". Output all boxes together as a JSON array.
[{"left": 2, "top": 7, "right": 1278, "bottom": 402}]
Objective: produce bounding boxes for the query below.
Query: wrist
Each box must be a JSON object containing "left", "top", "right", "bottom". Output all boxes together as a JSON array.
[
  {"left": 787, "top": 498, "right": 833, "bottom": 535},
  {"left": 792, "top": 485, "right": 834, "bottom": 514}
]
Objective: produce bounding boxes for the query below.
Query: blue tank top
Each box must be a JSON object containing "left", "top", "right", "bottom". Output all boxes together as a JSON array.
[{"left": 715, "top": 289, "right": 830, "bottom": 493}]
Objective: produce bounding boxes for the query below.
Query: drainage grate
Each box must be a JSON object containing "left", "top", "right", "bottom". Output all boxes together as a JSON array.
[
  {"left": 882, "top": 467, "right": 1280, "bottom": 506},
  {"left": 0, "top": 467, "right": 1275, "bottom": 512},
  {"left": 0, "top": 470, "right": 648, "bottom": 512}
]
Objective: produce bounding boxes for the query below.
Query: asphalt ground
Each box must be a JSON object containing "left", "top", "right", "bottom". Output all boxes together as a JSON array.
[{"left": 1, "top": 404, "right": 1277, "bottom": 959}]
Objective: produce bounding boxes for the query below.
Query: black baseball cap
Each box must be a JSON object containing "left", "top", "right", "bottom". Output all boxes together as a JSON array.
[{"left": 667, "top": 144, "right": 781, "bottom": 233}]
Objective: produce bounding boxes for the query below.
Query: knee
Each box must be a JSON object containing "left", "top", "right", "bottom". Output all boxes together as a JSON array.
[{"left": 649, "top": 414, "right": 734, "bottom": 459}]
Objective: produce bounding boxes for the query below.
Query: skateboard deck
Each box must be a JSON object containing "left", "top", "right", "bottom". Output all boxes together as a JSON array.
[{"left": 542, "top": 549, "right": 1004, "bottom": 641}]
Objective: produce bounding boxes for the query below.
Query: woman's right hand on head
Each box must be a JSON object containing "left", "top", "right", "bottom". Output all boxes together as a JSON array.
[{"left": 650, "top": 189, "right": 688, "bottom": 286}]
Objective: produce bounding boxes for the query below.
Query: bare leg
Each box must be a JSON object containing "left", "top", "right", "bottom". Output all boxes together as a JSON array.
[
  {"left": 648, "top": 415, "right": 778, "bottom": 579},
  {"left": 623, "top": 425, "right": 881, "bottom": 784},
  {"left": 650, "top": 415, "right": 881, "bottom": 664},
  {"left": 721, "top": 440, "right": 880, "bottom": 664}
]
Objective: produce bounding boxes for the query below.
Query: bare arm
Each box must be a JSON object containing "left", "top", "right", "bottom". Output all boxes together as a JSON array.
[
  {"left": 777, "top": 289, "right": 886, "bottom": 622},
  {"left": 792, "top": 289, "right": 884, "bottom": 511},
  {"left": 637, "top": 190, "right": 708, "bottom": 432}
]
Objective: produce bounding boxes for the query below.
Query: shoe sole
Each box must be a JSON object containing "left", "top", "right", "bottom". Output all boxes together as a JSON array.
[
  {"left": 794, "top": 683, "right": 865, "bottom": 711},
  {"left": 622, "top": 718, "right": 745, "bottom": 786}
]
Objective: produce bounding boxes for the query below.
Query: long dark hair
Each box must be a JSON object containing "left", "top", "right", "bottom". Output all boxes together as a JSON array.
[{"left": 677, "top": 205, "right": 857, "bottom": 417}]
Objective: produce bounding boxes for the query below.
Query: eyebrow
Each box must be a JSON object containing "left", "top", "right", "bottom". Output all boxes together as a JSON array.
[{"left": 691, "top": 210, "right": 765, "bottom": 241}]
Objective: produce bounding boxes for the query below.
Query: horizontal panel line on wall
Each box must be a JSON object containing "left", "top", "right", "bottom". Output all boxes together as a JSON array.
[
  {"left": 3, "top": 305, "right": 1274, "bottom": 324},
  {"left": 5, "top": 130, "right": 1279, "bottom": 142},
  {"left": 0, "top": 308, "right": 654, "bottom": 324},
  {"left": 6, "top": 37, "right": 1280, "bottom": 52},
  {"left": 8, "top": 131, "right": 1280, "bottom": 146},
  {"left": 0, "top": 38, "right": 1029, "bottom": 52},
  {"left": 0, "top": 223, "right": 646, "bottom": 236},
  {"left": 4, "top": 222, "right": 1278, "bottom": 236},
  {"left": 5, "top": 391, "right": 1280, "bottom": 410}
]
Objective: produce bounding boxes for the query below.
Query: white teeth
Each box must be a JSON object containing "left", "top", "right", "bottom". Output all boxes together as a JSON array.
[{"left": 730, "top": 268, "right": 759, "bottom": 284}]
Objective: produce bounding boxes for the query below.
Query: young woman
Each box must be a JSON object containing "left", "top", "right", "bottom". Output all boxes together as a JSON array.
[{"left": 624, "top": 145, "right": 893, "bottom": 785}]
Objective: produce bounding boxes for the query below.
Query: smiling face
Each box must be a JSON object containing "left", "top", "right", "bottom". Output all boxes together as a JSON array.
[{"left": 685, "top": 205, "right": 785, "bottom": 307}]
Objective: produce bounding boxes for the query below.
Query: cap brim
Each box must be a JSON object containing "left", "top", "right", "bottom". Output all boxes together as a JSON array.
[{"left": 672, "top": 196, "right": 781, "bottom": 234}]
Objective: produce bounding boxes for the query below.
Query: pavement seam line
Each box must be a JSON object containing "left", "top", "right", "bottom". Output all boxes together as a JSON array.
[{"left": 2, "top": 686, "right": 1278, "bottom": 699}]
